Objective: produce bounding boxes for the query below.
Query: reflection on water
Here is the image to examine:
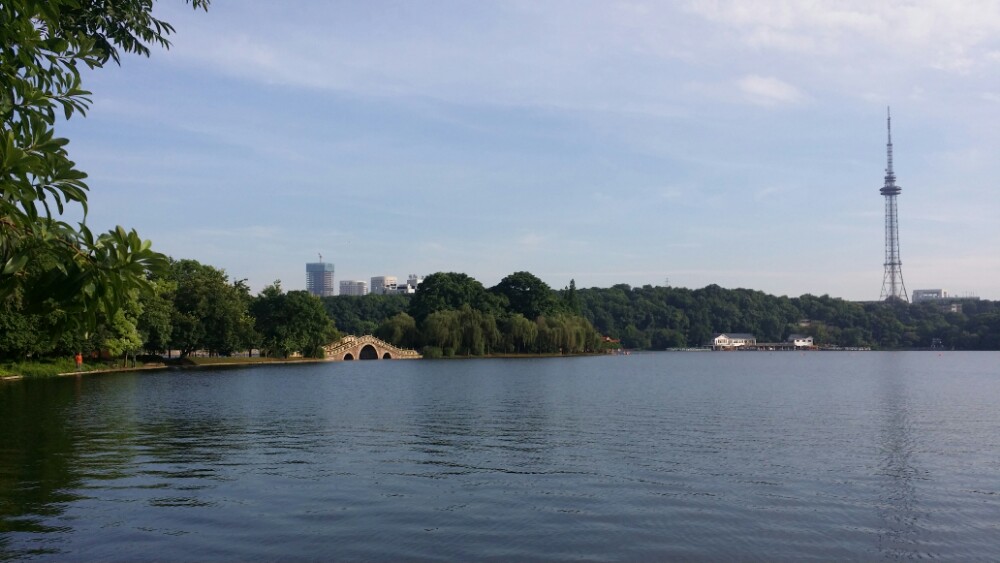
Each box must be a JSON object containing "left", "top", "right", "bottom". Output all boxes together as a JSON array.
[
  {"left": 874, "top": 354, "right": 924, "bottom": 560},
  {"left": 2, "top": 353, "right": 1000, "bottom": 561}
]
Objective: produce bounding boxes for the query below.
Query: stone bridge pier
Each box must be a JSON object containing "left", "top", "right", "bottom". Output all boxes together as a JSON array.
[{"left": 322, "top": 335, "right": 422, "bottom": 361}]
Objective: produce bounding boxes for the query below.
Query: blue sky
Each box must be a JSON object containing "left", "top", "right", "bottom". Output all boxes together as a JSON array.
[{"left": 63, "top": 1, "right": 1000, "bottom": 300}]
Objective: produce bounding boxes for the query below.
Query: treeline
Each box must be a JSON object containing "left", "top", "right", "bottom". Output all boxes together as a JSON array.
[
  {"left": 0, "top": 267, "right": 603, "bottom": 362},
  {"left": 6, "top": 265, "right": 998, "bottom": 364},
  {"left": 328, "top": 272, "right": 603, "bottom": 357},
  {"left": 574, "top": 284, "right": 1000, "bottom": 350},
  {"left": 0, "top": 259, "right": 337, "bottom": 362}
]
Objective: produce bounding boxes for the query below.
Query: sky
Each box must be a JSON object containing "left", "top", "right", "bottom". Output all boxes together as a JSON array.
[{"left": 62, "top": 1, "right": 1000, "bottom": 301}]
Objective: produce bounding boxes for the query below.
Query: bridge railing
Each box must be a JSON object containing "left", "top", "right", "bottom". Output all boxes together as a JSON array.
[{"left": 322, "top": 335, "right": 422, "bottom": 360}]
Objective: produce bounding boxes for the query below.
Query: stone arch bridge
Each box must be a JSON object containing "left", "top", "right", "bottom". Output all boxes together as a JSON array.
[{"left": 323, "top": 335, "right": 422, "bottom": 361}]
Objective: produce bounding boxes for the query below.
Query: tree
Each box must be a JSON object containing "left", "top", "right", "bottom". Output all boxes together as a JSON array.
[
  {"left": 423, "top": 309, "right": 462, "bottom": 355},
  {"left": 1, "top": 0, "right": 207, "bottom": 335},
  {"left": 90, "top": 294, "right": 143, "bottom": 364},
  {"left": 500, "top": 313, "right": 537, "bottom": 353},
  {"left": 167, "top": 259, "right": 254, "bottom": 356},
  {"left": 136, "top": 278, "right": 175, "bottom": 353},
  {"left": 408, "top": 272, "right": 500, "bottom": 323},
  {"left": 376, "top": 312, "right": 418, "bottom": 349},
  {"left": 561, "top": 278, "right": 581, "bottom": 315},
  {"left": 0, "top": 293, "right": 45, "bottom": 359},
  {"left": 252, "top": 282, "right": 338, "bottom": 358},
  {"left": 322, "top": 294, "right": 409, "bottom": 335},
  {"left": 492, "top": 271, "right": 560, "bottom": 320}
]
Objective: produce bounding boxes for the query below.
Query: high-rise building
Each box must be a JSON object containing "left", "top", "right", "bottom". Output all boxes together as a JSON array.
[
  {"left": 879, "top": 107, "right": 908, "bottom": 302},
  {"left": 339, "top": 280, "right": 368, "bottom": 296},
  {"left": 370, "top": 275, "right": 398, "bottom": 295},
  {"left": 306, "top": 261, "right": 335, "bottom": 297}
]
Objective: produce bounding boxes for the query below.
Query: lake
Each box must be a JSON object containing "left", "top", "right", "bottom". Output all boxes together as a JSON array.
[{"left": 2, "top": 352, "right": 999, "bottom": 561}]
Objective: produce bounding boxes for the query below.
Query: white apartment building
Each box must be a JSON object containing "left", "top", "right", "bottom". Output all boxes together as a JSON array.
[
  {"left": 912, "top": 289, "right": 948, "bottom": 302},
  {"left": 339, "top": 280, "right": 368, "bottom": 296},
  {"left": 370, "top": 276, "right": 398, "bottom": 295}
]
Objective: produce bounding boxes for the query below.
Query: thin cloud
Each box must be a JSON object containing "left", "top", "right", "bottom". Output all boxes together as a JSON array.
[{"left": 738, "top": 75, "right": 806, "bottom": 106}]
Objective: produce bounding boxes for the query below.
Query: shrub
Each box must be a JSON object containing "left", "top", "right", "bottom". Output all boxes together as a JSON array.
[{"left": 421, "top": 346, "right": 443, "bottom": 359}]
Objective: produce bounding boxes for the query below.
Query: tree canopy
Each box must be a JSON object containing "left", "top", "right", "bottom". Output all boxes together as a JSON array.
[
  {"left": 1, "top": 0, "right": 208, "bottom": 334},
  {"left": 491, "top": 271, "right": 561, "bottom": 320},
  {"left": 407, "top": 272, "right": 502, "bottom": 323},
  {"left": 252, "top": 282, "right": 338, "bottom": 358}
]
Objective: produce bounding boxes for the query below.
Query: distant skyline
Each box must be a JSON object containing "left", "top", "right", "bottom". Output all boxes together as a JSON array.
[{"left": 63, "top": 1, "right": 1000, "bottom": 300}]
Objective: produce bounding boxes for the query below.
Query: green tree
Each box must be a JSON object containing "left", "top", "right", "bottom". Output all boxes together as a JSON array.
[
  {"left": 252, "top": 282, "right": 338, "bottom": 358},
  {"left": 89, "top": 293, "right": 143, "bottom": 363},
  {"left": 0, "top": 293, "right": 44, "bottom": 358},
  {"left": 561, "top": 279, "right": 582, "bottom": 315},
  {"left": 409, "top": 272, "right": 500, "bottom": 323},
  {"left": 1, "top": 0, "right": 207, "bottom": 334},
  {"left": 167, "top": 259, "right": 254, "bottom": 356},
  {"left": 500, "top": 313, "right": 537, "bottom": 353},
  {"left": 492, "top": 271, "right": 560, "bottom": 320},
  {"left": 375, "top": 312, "right": 418, "bottom": 349},
  {"left": 136, "top": 278, "right": 175, "bottom": 353},
  {"left": 423, "top": 309, "right": 462, "bottom": 356},
  {"left": 322, "top": 294, "right": 409, "bottom": 335}
]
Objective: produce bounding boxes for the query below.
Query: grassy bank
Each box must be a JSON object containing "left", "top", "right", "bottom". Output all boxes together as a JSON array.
[
  {"left": 1, "top": 358, "right": 79, "bottom": 378},
  {"left": 0, "top": 355, "right": 327, "bottom": 379}
]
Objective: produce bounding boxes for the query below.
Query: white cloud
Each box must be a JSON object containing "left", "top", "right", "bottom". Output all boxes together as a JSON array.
[
  {"left": 518, "top": 233, "right": 546, "bottom": 247},
  {"left": 685, "top": 0, "right": 1000, "bottom": 71},
  {"left": 737, "top": 75, "right": 805, "bottom": 105}
]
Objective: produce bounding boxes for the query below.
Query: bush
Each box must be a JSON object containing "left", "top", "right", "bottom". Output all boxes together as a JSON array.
[{"left": 421, "top": 346, "right": 443, "bottom": 359}]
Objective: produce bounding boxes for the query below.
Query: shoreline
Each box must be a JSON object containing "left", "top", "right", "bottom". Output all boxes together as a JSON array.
[
  {"left": 2, "top": 348, "right": 965, "bottom": 382},
  {"left": 0, "top": 352, "right": 609, "bottom": 381},
  {"left": 0, "top": 356, "right": 331, "bottom": 381}
]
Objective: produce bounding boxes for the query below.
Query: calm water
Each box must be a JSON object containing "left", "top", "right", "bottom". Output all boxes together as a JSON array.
[{"left": 2, "top": 352, "right": 999, "bottom": 561}]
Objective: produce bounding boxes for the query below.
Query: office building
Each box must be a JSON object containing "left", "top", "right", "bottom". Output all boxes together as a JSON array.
[{"left": 306, "top": 262, "right": 335, "bottom": 297}]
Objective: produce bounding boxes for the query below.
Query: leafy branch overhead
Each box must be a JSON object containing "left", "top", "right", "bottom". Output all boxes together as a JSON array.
[{"left": 0, "top": 0, "right": 208, "bottom": 331}]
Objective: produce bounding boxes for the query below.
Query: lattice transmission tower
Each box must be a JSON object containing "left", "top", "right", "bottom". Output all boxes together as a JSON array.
[{"left": 879, "top": 107, "right": 908, "bottom": 302}]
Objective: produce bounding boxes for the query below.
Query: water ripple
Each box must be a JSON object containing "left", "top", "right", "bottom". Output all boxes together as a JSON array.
[{"left": 2, "top": 353, "right": 1000, "bottom": 561}]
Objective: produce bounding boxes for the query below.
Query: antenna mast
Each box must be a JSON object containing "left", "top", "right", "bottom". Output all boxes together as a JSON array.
[{"left": 879, "top": 107, "right": 908, "bottom": 302}]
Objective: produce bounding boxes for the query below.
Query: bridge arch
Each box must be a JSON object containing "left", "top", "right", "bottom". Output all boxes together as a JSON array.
[
  {"left": 322, "top": 335, "right": 422, "bottom": 362},
  {"left": 360, "top": 344, "right": 379, "bottom": 360}
]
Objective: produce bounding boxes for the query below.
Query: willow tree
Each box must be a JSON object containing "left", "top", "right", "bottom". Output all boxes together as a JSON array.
[{"left": 1, "top": 0, "right": 208, "bottom": 334}]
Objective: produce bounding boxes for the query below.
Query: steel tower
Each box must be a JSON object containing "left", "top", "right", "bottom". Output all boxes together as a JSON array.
[{"left": 879, "top": 107, "right": 908, "bottom": 302}]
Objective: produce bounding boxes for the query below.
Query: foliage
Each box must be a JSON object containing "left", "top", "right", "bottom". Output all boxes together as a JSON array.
[
  {"left": 364, "top": 271, "right": 602, "bottom": 356},
  {"left": 0, "top": 357, "right": 76, "bottom": 377},
  {"left": 166, "top": 259, "right": 255, "bottom": 357},
  {"left": 491, "top": 271, "right": 561, "bottom": 320},
  {"left": 89, "top": 291, "right": 143, "bottom": 357},
  {"left": 1, "top": 0, "right": 207, "bottom": 336},
  {"left": 408, "top": 272, "right": 502, "bottom": 323},
  {"left": 136, "top": 278, "right": 175, "bottom": 353},
  {"left": 375, "top": 312, "right": 418, "bottom": 350},
  {"left": 576, "top": 283, "right": 1000, "bottom": 351},
  {"left": 321, "top": 294, "right": 408, "bottom": 336},
  {"left": 252, "top": 281, "right": 339, "bottom": 358}
]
